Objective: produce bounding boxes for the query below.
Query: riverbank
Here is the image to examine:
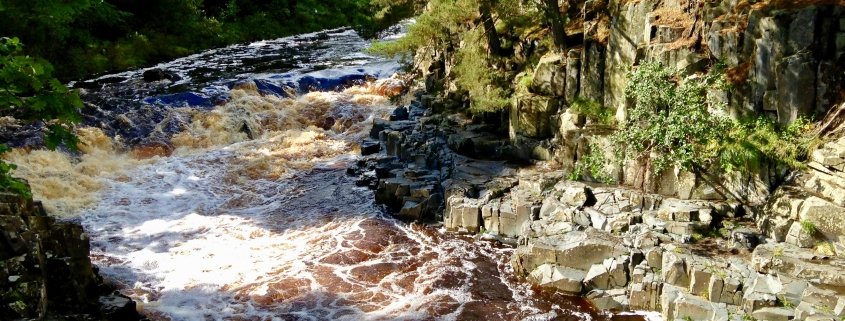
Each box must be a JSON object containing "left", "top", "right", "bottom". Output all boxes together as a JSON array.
[{"left": 355, "top": 92, "right": 845, "bottom": 320}]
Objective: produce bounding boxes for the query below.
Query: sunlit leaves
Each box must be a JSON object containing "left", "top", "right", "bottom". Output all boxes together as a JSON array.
[
  {"left": 614, "top": 61, "right": 812, "bottom": 178},
  {"left": 0, "top": 37, "right": 83, "bottom": 195}
]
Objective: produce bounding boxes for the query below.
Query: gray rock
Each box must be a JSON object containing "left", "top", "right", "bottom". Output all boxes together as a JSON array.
[
  {"left": 586, "top": 208, "right": 609, "bottom": 231},
  {"left": 587, "top": 288, "right": 628, "bottom": 311},
  {"left": 527, "top": 263, "right": 586, "bottom": 294},
  {"left": 672, "top": 292, "right": 715, "bottom": 321},
  {"left": 662, "top": 250, "right": 690, "bottom": 288},
  {"left": 584, "top": 256, "right": 629, "bottom": 290},
  {"left": 751, "top": 307, "right": 795, "bottom": 321},
  {"left": 742, "top": 274, "right": 781, "bottom": 312},
  {"left": 531, "top": 53, "right": 566, "bottom": 97},
  {"left": 785, "top": 221, "right": 817, "bottom": 248}
]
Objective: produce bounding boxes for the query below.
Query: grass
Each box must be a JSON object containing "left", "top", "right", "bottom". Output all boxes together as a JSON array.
[{"left": 800, "top": 220, "right": 818, "bottom": 235}]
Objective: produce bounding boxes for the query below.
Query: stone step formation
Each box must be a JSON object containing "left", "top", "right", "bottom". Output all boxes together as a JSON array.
[{"left": 351, "top": 91, "right": 845, "bottom": 320}]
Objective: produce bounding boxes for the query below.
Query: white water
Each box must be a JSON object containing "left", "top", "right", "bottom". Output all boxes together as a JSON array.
[{"left": 14, "top": 23, "right": 632, "bottom": 321}]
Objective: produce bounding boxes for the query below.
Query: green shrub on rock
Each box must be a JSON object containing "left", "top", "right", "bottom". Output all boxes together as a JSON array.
[{"left": 607, "top": 61, "right": 812, "bottom": 183}]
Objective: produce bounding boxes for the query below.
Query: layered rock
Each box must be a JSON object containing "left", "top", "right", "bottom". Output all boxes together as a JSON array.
[{"left": 0, "top": 190, "right": 141, "bottom": 320}]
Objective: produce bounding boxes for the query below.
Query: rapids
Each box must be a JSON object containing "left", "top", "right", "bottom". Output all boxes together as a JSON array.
[{"left": 7, "top": 24, "right": 654, "bottom": 320}]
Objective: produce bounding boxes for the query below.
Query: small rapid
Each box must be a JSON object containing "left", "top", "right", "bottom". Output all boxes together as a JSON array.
[{"left": 7, "top": 24, "right": 630, "bottom": 321}]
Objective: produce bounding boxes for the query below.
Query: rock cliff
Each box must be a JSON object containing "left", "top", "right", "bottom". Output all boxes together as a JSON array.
[
  {"left": 360, "top": 0, "right": 845, "bottom": 319},
  {"left": 0, "top": 189, "right": 140, "bottom": 320}
]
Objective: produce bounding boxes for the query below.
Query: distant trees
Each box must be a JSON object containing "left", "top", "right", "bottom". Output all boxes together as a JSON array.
[{"left": 0, "top": 0, "right": 414, "bottom": 81}]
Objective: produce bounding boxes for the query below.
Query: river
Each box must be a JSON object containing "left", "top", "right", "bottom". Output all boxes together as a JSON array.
[{"left": 9, "top": 24, "right": 646, "bottom": 321}]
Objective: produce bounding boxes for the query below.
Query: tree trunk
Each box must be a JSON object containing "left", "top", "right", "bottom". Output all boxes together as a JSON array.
[
  {"left": 478, "top": 0, "right": 502, "bottom": 56},
  {"left": 542, "top": 0, "right": 567, "bottom": 54}
]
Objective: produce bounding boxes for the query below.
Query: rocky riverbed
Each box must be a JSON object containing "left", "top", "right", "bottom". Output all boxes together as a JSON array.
[{"left": 354, "top": 92, "right": 845, "bottom": 320}]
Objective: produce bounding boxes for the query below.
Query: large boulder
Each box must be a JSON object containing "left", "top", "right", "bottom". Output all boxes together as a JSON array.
[{"left": 530, "top": 53, "right": 567, "bottom": 97}]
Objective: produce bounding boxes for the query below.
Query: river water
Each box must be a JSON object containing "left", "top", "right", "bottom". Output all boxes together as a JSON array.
[{"left": 8, "top": 25, "right": 645, "bottom": 321}]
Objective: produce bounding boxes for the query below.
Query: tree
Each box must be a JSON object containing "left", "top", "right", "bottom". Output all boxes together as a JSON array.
[
  {"left": 538, "top": 0, "right": 567, "bottom": 53},
  {"left": 0, "top": 37, "right": 83, "bottom": 196},
  {"left": 478, "top": 0, "right": 503, "bottom": 56}
]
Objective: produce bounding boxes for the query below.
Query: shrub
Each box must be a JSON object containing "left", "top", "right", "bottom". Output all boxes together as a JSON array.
[
  {"left": 0, "top": 37, "right": 83, "bottom": 196},
  {"left": 609, "top": 61, "right": 812, "bottom": 180},
  {"left": 569, "top": 97, "right": 615, "bottom": 125}
]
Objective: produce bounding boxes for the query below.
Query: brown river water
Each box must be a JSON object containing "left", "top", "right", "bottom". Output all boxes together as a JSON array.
[{"left": 6, "top": 25, "right": 656, "bottom": 321}]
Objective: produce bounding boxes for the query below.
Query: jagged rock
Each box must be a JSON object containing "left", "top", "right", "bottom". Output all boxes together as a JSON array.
[
  {"left": 742, "top": 274, "right": 780, "bottom": 312},
  {"left": 661, "top": 250, "right": 690, "bottom": 288},
  {"left": 142, "top": 68, "right": 180, "bottom": 82},
  {"left": 586, "top": 208, "right": 609, "bottom": 231},
  {"left": 661, "top": 284, "right": 683, "bottom": 320},
  {"left": 509, "top": 93, "right": 559, "bottom": 139},
  {"left": 99, "top": 293, "right": 139, "bottom": 321},
  {"left": 444, "top": 196, "right": 481, "bottom": 232},
  {"left": 527, "top": 263, "right": 586, "bottom": 293},
  {"left": 731, "top": 228, "right": 760, "bottom": 250},
  {"left": 361, "top": 140, "right": 380, "bottom": 156},
  {"left": 553, "top": 181, "right": 595, "bottom": 208},
  {"left": 586, "top": 288, "right": 628, "bottom": 311},
  {"left": 785, "top": 221, "right": 817, "bottom": 248},
  {"left": 753, "top": 243, "right": 845, "bottom": 287},
  {"left": 516, "top": 230, "right": 629, "bottom": 273},
  {"left": 583, "top": 256, "right": 629, "bottom": 290},
  {"left": 776, "top": 274, "right": 809, "bottom": 309},
  {"left": 672, "top": 292, "right": 716, "bottom": 321},
  {"left": 389, "top": 106, "right": 409, "bottom": 121},
  {"left": 797, "top": 196, "right": 845, "bottom": 247},
  {"left": 645, "top": 247, "right": 663, "bottom": 268},
  {"left": 708, "top": 276, "right": 743, "bottom": 306},
  {"left": 751, "top": 307, "right": 795, "bottom": 321},
  {"left": 530, "top": 53, "right": 566, "bottom": 97}
]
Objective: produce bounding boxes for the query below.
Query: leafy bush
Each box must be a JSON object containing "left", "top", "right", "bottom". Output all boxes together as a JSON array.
[
  {"left": 614, "top": 61, "right": 728, "bottom": 174},
  {"left": 569, "top": 97, "right": 616, "bottom": 125},
  {"left": 569, "top": 139, "right": 616, "bottom": 184},
  {"left": 0, "top": 37, "right": 83, "bottom": 196},
  {"left": 611, "top": 61, "right": 812, "bottom": 179}
]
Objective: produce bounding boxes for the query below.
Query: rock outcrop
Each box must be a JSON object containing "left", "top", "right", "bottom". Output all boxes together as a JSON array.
[
  {"left": 359, "top": 0, "right": 845, "bottom": 319},
  {"left": 0, "top": 190, "right": 141, "bottom": 320}
]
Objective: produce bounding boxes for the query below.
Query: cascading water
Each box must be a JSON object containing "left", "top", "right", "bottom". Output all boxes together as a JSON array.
[{"left": 6, "top": 25, "right": 646, "bottom": 320}]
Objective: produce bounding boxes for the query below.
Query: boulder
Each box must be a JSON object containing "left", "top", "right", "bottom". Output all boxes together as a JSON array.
[
  {"left": 785, "top": 221, "right": 817, "bottom": 248},
  {"left": 530, "top": 53, "right": 567, "bottom": 97},
  {"left": 527, "top": 263, "right": 586, "bottom": 294},
  {"left": 509, "top": 93, "right": 560, "bottom": 139},
  {"left": 751, "top": 307, "right": 795, "bottom": 321},
  {"left": 583, "top": 256, "right": 629, "bottom": 290}
]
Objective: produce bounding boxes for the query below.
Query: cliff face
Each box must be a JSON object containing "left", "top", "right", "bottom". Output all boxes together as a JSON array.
[
  {"left": 387, "top": 0, "right": 845, "bottom": 319},
  {"left": 0, "top": 190, "right": 139, "bottom": 320}
]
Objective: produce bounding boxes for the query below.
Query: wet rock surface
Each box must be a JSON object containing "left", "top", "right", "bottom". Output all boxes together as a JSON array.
[{"left": 0, "top": 190, "right": 143, "bottom": 320}]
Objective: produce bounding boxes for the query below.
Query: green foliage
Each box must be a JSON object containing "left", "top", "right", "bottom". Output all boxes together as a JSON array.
[
  {"left": 0, "top": 37, "right": 83, "bottom": 196},
  {"left": 368, "top": 0, "right": 476, "bottom": 58},
  {"left": 800, "top": 220, "right": 818, "bottom": 235},
  {"left": 614, "top": 61, "right": 728, "bottom": 174},
  {"left": 1, "top": 0, "right": 414, "bottom": 80},
  {"left": 454, "top": 28, "right": 511, "bottom": 113},
  {"left": 612, "top": 61, "right": 812, "bottom": 179},
  {"left": 370, "top": 0, "right": 543, "bottom": 114},
  {"left": 569, "top": 139, "right": 616, "bottom": 184},
  {"left": 0, "top": 145, "right": 30, "bottom": 198},
  {"left": 0, "top": 37, "right": 81, "bottom": 150},
  {"left": 715, "top": 116, "right": 814, "bottom": 173},
  {"left": 569, "top": 97, "right": 616, "bottom": 125}
]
